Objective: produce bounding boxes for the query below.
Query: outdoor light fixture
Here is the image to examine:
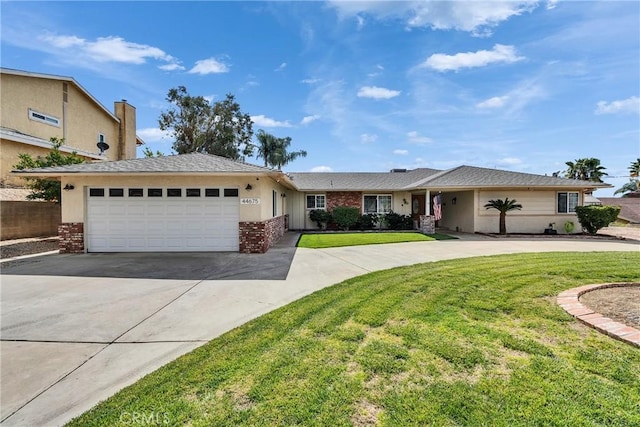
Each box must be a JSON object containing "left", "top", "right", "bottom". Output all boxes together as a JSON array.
[
  {"left": 245, "top": 184, "right": 253, "bottom": 190},
  {"left": 63, "top": 184, "right": 75, "bottom": 191},
  {"left": 452, "top": 197, "right": 457, "bottom": 205},
  {"left": 281, "top": 193, "right": 286, "bottom": 198}
]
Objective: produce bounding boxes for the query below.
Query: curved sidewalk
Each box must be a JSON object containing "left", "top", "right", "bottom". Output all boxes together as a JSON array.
[{"left": 1, "top": 236, "right": 638, "bottom": 426}]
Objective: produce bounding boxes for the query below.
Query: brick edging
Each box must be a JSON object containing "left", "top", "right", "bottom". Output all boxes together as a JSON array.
[{"left": 557, "top": 282, "right": 640, "bottom": 348}]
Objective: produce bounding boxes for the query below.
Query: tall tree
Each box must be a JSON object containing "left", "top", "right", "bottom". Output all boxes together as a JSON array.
[
  {"left": 13, "top": 137, "right": 85, "bottom": 203},
  {"left": 629, "top": 158, "right": 640, "bottom": 178},
  {"left": 159, "top": 86, "right": 254, "bottom": 160},
  {"left": 484, "top": 198, "right": 523, "bottom": 235},
  {"left": 255, "top": 129, "right": 307, "bottom": 169},
  {"left": 564, "top": 158, "right": 607, "bottom": 182}
]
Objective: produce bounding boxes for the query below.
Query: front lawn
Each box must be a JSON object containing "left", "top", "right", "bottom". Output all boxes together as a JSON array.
[
  {"left": 297, "top": 232, "right": 454, "bottom": 249},
  {"left": 68, "top": 252, "right": 640, "bottom": 426}
]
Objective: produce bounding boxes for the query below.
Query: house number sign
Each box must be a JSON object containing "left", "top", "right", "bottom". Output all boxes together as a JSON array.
[{"left": 240, "top": 198, "right": 261, "bottom": 205}]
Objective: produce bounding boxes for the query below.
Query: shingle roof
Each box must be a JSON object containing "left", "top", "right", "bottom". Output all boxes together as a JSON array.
[
  {"left": 406, "top": 165, "right": 610, "bottom": 189},
  {"left": 597, "top": 197, "right": 640, "bottom": 223},
  {"left": 288, "top": 168, "right": 441, "bottom": 191},
  {"left": 14, "top": 152, "right": 274, "bottom": 174}
]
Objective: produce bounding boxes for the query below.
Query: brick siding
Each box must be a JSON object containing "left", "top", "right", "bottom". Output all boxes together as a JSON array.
[
  {"left": 239, "top": 215, "right": 287, "bottom": 254},
  {"left": 327, "top": 191, "right": 362, "bottom": 212},
  {"left": 58, "top": 222, "right": 84, "bottom": 253}
]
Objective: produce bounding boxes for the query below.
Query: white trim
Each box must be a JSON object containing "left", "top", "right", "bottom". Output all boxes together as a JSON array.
[
  {"left": 1, "top": 128, "right": 104, "bottom": 160},
  {"left": 363, "top": 194, "right": 392, "bottom": 214},
  {"left": 305, "top": 194, "right": 325, "bottom": 210},
  {"left": 28, "top": 109, "right": 60, "bottom": 127}
]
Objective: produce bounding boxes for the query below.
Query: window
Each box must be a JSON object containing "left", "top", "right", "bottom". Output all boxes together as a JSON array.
[
  {"left": 224, "top": 188, "right": 239, "bottom": 197},
  {"left": 364, "top": 195, "right": 392, "bottom": 214},
  {"left": 148, "top": 188, "right": 163, "bottom": 197},
  {"left": 205, "top": 188, "right": 220, "bottom": 197},
  {"left": 28, "top": 109, "right": 60, "bottom": 127},
  {"left": 128, "top": 188, "right": 143, "bottom": 197},
  {"left": 89, "top": 188, "right": 104, "bottom": 197},
  {"left": 98, "top": 133, "right": 106, "bottom": 143},
  {"left": 273, "top": 190, "right": 278, "bottom": 217},
  {"left": 109, "top": 188, "right": 124, "bottom": 197},
  {"left": 306, "top": 194, "right": 325, "bottom": 209},
  {"left": 167, "top": 188, "right": 182, "bottom": 197},
  {"left": 558, "top": 192, "right": 579, "bottom": 213},
  {"left": 186, "top": 188, "right": 201, "bottom": 197}
]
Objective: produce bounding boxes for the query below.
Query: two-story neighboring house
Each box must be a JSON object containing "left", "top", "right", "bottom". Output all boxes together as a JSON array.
[{"left": 0, "top": 68, "right": 141, "bottom": 188}]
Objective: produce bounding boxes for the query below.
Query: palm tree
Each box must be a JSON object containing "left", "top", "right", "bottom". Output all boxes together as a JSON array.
[
  {"left": 629, "top": 158, "right": 640, "bottom": 178},
  {"left": 484, "top": 198, "right": 523, "bottom": 235},
  {"left": 256, "top": 129, "right": 307, "bottom": 169},
  {"left": 255, "top": 130, "right": 279, "bottom": 168},
  {"left": 614, "top": 158, "right": 640, "bottom": 197},
  {"left": 564, "top": 158, "right": 607, "bottom": 182}
]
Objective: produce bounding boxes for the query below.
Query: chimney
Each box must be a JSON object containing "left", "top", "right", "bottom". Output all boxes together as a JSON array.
[{"left": 114, "top": 100, "right": 137, "bottom": 160}]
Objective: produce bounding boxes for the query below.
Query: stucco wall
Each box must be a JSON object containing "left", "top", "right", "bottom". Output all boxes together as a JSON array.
[
  {"left": 438, "top": 190, "right": 475, "bottom": 233},
  {"left": 1, "top": 201, "right": 61, "bottom": 240},
  {"left": 476, "top": 189, "right": 581, "bottom": 234},
  {"left": 1, "top": 73, "right": 139, "bottom": 186}
]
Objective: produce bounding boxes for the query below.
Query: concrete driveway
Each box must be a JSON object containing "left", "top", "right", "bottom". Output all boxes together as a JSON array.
[{"left": 1, "top": 233, "right": 637, "bottom": 426}]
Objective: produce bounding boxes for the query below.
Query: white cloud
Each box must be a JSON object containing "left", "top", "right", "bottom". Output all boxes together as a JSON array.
[
  {"left": 595, "top": 96, "right": 640, "bottom": 115},
  {"left": 477, "top": 96, "right": 509, "bottom": 109},
  {"left": 393, "top": 149, "right": 409, "bottom": 155},
  {"left": 360, "top": 133, "right": 378, "bottom": 143},
  {"left": 356, "top": 15, "right": 365, "bottom": 30},
  {"left": 301, "top": 115, "right": 320, "bottom": 125},
  {"left": 188, "top": 58, "right": 230, "bottom": 75},
  {"left": 251, "top": 115, "right": 292, "bottom": 128},
  {"left": 39, "top": 34, "right": 177, "bottom": 68},
  {"left": 310, "top": 166, "right": 333, "bottom": 172},
  {"left": 158, "top": 63, "right": 185, "bottom": 71},
  {"left": 546, "top": 0, "right": 560, "bottom": 10},
  {"left": 407, "top": 131, "right": 432, "bottom": 145},
  {"left": 357, "top": 86, "right": 401, "bottom": 99},
  {"left": 301, "top": 78, "right": 321, "bottom": 84},
  {"left": 327, "top": 1, "right": 538, "bottom": 36},
  {"left": 496, "top": 157, "right": 523, "bottom": 166},
  {"left": 275, "top": 62, "right": 287, "bottom": 72},
  {"left": 137, "top": 127, "right": 171, "bottom": 143},
  {"left": 421, "top": 44, "right": 524, "bottom": 72}
]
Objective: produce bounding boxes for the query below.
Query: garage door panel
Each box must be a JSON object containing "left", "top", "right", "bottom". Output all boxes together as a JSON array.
[{"left": 87, "top": 189, "right": 239, "bottom": 252}]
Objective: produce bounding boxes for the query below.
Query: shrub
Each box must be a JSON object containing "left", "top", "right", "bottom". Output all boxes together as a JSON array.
[
  {"left": 355, "top": 213, "right": 379, "bottom": 230},
  {"left": 383, "top": 211, "right": 414, "bottom": 230},
  {"left": 309, "top": 209, "right": 332, "bottom": 229},
  {"left": 575, "top": 205, "right": 620, "bottom": 235},
  {"left": 332, "top": 206, "right": 360, "bottom": 231}
]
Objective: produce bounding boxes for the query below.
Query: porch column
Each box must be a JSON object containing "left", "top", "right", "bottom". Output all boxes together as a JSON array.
[
  {"left": 425, "top": 190, "right": 431, "bottom": 215},
  {"left": 420, "top": 189, "right": 436, "bottom": 234}
]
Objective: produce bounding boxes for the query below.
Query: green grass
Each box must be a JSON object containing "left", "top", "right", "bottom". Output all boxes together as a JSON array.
[
  {"left": 68, "top": 252, "right": 640, "bottom": 427},
  {"left": 297, "top": 232, "right": 455, "bottom": 248}
]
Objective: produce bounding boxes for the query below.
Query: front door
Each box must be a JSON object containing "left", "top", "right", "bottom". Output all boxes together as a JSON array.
[{"left": 411, "top": 194, "right": 425, "bottom": 221}]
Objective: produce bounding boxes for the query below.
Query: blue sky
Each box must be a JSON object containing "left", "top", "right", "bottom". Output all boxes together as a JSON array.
[{"left": 2, "top": 1, "right": 638, "bottom": 196}]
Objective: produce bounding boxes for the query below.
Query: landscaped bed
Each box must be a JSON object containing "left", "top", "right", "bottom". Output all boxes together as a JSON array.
[
  {"left": 297, "top": 232, "right": 455, "bottom": 249},
  {"left": 68, "top": 252, "right": 640, "bottom": 426}
]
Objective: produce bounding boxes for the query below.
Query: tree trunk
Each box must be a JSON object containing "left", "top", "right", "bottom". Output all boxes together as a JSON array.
[{"left": 499, "top": 212, "right": 506, "bottom": 235}]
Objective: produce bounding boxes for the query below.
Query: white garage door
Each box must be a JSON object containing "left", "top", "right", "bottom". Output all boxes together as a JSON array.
[{"left": 86, "top": 187, "right": 239, "bottom": 252}]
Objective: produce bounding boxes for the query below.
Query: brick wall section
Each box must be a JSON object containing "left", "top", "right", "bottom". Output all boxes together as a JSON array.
[
  {"left": 327, "top": 191, "right": 362, "bottom": 212},
  {"left": 239, "top": 215, "right": 286, "bottom": 254},
  {"left": 58, "top": 222, "right": 84, "bottom": 253}
]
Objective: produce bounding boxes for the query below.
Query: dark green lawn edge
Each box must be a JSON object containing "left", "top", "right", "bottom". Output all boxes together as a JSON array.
[{"left": 297, "top": 232, "right": 455, "bottom": 249}]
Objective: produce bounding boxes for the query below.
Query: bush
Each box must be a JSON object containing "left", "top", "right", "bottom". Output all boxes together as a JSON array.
[
  {"left": 383, "top": 211, "right": 414, "bottom": 230},
  {"left": 309, "top": 209, "right": 332, "bottom": 229},
  {"left": 575, "top": 205, "right": 620, "bottom": 235},
  {"left": 355, "top": 213, "right": 379, "bottom": 230},
  {"left": 332, "top": 206, "right": 360, "bottom": 231}
]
